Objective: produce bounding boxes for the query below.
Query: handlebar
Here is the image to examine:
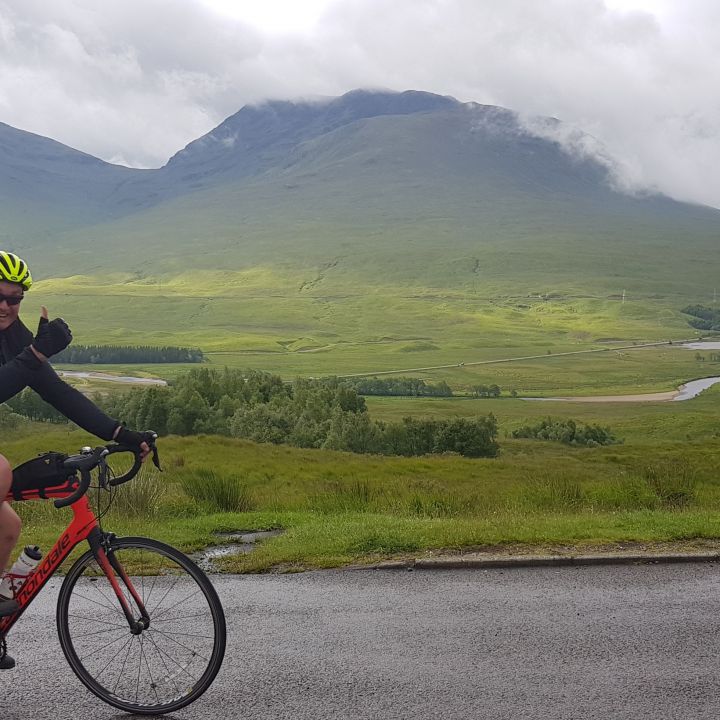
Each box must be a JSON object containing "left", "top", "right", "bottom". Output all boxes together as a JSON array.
[
  {"left": 53, "top": 432, "right": 160, "bottom": 509},
  {"left": 54, "top": 447, "right": 108, "bottom": 509}
]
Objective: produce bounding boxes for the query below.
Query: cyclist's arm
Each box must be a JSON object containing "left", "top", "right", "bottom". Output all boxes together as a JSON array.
[
  {"left": 3, "top": 318, "right": 119, "bottom": 440},
  {"left": 27, "top": 364, "right": 119, "bottom": 440},
  {"left": 0, "top": 346, "right": 46, "bottom": 404}
]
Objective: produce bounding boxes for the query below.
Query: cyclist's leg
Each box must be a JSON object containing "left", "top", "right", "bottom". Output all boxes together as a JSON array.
[
  {"left": 0, "top": 454, "right": 21, "bottom": 575},
  {"left": 0, "top": 455, "right": 19, "bottom": 668}
]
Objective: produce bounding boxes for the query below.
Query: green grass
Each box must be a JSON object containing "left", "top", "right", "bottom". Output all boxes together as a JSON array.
[
  {"left": 24, "top": 273, "right": 714, "bottom": 398},
  {"left": 366, "top": 382, "right": 720, "bottom": 443},
  {"left": 4, "top": 415, "right": 720, "bottom": 572}
]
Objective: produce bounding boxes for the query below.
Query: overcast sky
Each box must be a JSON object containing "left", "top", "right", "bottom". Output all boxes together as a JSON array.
[{"left": 1, "top": 0, "right": 719, "bottom": 207}]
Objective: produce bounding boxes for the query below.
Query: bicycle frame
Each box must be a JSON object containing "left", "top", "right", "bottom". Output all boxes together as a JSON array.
[{"left": 1, "top": 490, "right": 147, "bottom": 638}]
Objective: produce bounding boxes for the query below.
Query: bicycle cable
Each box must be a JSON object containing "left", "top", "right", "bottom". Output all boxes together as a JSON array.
[{"left": 91, "top": 461, "right": 117, "bottom": 527}]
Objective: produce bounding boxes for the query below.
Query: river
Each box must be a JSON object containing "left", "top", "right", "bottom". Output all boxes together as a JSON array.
[
  {"left": 673, "top": 376, "right": 720, "bottom": 401},
  {"left": 682, "top": 341, "right": 720, "bottom": 350},
  {"left": 57, "top": 370, "right": 167, "bottom": 386},
  {"left": 523, "top": 376, "right": 720, "bottom": 403}
]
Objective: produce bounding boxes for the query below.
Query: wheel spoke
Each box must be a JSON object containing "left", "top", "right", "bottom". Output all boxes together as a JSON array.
[
  {"left": 140, "top": 633, "right": 161, "bottom": 705},
  {"left": 143, "top": 572, "right": 185, "bottom": 616},
  {"left": 68, "top": 614, "right": 128, "bottom": 629},
  {"left": 151, "top": 587, "right": 203, "bottom": 622},
  {"left": 95, "top": 634, "right": 133, "bottom": 684},
  {"left": 71, "top": 588, "right": 124, "bottom": 615},
  {"left": 143, "top": 630, "right": 203, "bottom": 683},
  {"left": 150, "top": 630, "right": 215, "bottom": 640},
  {"left": 77, "top": 628, "right": 134, "bottom": 662},
  {"left": 147, "top": 626, "right": 211, "bottom": 663},
  {"left": 71, "top": 625, "right": 131, "bottom": 640},
  {"left": 143, "top": 630, "right": 183, "bottom": 698}
]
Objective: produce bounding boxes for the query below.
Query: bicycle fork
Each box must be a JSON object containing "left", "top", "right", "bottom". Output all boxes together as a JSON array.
[{"left": 89, "top": 529, "right": 150, "bottom": 635}]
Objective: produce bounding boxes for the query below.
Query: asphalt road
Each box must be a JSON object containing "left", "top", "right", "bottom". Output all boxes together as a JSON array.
[{"left": 3, "top": 563, "right": 720, "bottom": 719}]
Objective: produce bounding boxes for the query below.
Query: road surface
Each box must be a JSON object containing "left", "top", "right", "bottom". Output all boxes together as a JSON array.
[{"left": 3, "top": 563, "right": 720, "bottom": 719}]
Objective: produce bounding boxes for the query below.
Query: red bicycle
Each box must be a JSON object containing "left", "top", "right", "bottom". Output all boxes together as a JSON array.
[{"left": 0, "top": 437, "right": 226, "bottom": 715}]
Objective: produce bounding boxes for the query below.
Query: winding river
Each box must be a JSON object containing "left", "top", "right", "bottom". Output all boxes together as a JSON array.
[{"left": 523, "top": 377, "right": 720, "bottom": 403}]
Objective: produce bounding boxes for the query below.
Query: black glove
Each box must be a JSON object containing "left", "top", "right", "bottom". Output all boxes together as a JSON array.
[
  {"left": 114, "top": 428, "right": 160, "bottom": 470},
  {"left": 33, "top": 317, "right": 72, "bottom": 359},
  {"left": 115, "top": 427, "right": 151, "bottom": 448}
]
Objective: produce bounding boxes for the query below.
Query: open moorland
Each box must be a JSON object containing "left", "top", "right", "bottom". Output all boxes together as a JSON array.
[
  {"left": 2, "top": 90, "right": 719, "bottom": 569},
  {"left": 3, "top": 379, "right": 719, "bottom": 571}
]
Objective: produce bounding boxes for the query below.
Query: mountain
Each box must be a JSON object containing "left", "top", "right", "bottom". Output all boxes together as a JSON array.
[
  {"left": 0, "top": 89, "right": 717, "bottom": 300},
  {"left": 0, "top": 121, "right": 144, "bottom": 237},
  {"left": 162, "top": 89, "right": 459, "bottom": 186}
]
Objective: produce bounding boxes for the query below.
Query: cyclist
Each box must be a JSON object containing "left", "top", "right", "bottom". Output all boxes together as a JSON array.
[{"left": 0, "top": 251, "right": 150, "bottom": 670}]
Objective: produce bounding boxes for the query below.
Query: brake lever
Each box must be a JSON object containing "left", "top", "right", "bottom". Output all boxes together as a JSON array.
[
  {"left": 98, "top": 457, "right": 111, "bottom": 488},
  {"left": 151, "top": 445, "right": 162, "bottom": 472}
]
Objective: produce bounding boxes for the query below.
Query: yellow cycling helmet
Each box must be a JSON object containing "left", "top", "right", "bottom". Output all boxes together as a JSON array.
[{"left": 0, "top": 251, "right": 32, "bottom": 290}]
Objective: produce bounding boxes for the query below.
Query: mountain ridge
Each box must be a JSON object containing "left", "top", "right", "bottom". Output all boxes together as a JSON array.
[{"left": 0, "top": 88, "right": 716, "bottom": 304}]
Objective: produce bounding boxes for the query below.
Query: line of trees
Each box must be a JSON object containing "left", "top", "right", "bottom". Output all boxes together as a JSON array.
[
  {"left": 4, "top": 388, "right": 67, "bottom": 424},
  {"left": 345, "top": 377, "right": 453, "bottom": 397},
  {"left": 98, "top": 368, "right": 499, "bottom": 458},
  {"left": 53, "top": 345, "right": 204, "bottom": 364}
]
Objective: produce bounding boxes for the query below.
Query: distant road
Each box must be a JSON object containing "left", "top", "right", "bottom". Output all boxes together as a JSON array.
[
  {"left": 5, "top": 563, "right": 720, "bottom": 719},
  {"left": 339, "top": 338, "right": 698, "bottom": 379}
]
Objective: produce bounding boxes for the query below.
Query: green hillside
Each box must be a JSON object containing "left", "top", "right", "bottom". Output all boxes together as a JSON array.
[{"left": 1, "top": 90, "right": 718, "bottom": 382}]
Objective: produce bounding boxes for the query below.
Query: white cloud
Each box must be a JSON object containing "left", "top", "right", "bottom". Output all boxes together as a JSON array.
[{"left": 0, "top": 0, "right": 719, "bottom": 207}]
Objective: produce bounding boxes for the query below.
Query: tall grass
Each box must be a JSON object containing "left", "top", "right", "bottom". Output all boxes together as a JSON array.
[
  {"left": 178, "top": 469, "right": 254, "bottom": 512},
  {"left": 641, "top": 460, "right": 698, "bottom": 508},
  {"left": 107, "top": 472, "right": 166, "bottom": 518},
  {"left": 307, "top": 479, "right": 377, "bottom": 513},
  {"left": 519, "top": 472, "right": 585, "bottom": 512},
  {"left": 5, "top": 426, "right": 720, "bottom": 572}
]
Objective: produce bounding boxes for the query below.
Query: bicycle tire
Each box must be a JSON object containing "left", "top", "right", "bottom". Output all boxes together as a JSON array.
[{"left": 56, "top": 536, "right": 226, "bottom": 715}]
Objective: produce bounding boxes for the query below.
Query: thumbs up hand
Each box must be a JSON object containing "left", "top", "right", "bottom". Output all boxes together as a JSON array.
[{"left": 31, "top": 306, "right": 72, "bottom": 361}]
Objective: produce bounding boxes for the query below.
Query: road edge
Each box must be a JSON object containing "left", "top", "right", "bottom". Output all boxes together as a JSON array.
[{"left": 358, "top": 551, "right": 720, "bottom": 571}]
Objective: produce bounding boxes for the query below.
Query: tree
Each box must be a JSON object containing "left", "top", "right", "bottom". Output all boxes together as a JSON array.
[{"left": 433, "top": 416, "right": 499, "bottom": 457}]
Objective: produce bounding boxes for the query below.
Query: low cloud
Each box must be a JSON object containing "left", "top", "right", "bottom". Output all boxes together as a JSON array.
[
  {"left": 519, "top": 114, "right": 650, "bottom": 197},
  {"left": 0, "top": 0, "right": 719, "bottom": 207}
]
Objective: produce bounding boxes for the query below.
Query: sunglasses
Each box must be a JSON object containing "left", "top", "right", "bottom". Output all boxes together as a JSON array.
[{"left": 0, "top": 294, "right": 23, "bottom": 306}]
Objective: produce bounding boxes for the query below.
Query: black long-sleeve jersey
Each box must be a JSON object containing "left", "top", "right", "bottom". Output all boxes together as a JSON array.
[{"left": 0, "top": 319, "right": 118, "bottom": 440}]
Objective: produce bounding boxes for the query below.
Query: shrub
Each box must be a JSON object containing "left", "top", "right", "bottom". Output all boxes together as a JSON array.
[{"left": 511, "top": 418, "right": 620, "bottom": 447}]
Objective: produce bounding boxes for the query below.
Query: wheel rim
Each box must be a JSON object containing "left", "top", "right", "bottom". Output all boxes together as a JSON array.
[{"left": 60, "top": 540, "right": 224, "bottom": 713}]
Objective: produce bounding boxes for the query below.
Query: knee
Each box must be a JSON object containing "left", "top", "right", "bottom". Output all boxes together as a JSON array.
[{"left": 0, "top": 455, "right": 11, "bottom": 496}]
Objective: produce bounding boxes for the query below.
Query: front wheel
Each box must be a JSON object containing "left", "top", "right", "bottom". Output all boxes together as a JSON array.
[{"left": 57, "top": 536, "right": 226, "bottom": 715}]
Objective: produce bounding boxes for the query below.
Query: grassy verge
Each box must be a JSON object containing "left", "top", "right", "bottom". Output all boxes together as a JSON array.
[{"left": 4, "top": 421, "right": 720, "bottom": 572}]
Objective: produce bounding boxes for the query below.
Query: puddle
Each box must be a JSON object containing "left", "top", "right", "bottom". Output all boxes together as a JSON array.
[{"left": 191, "top": 529, "right": 284, "bottom": 572}]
